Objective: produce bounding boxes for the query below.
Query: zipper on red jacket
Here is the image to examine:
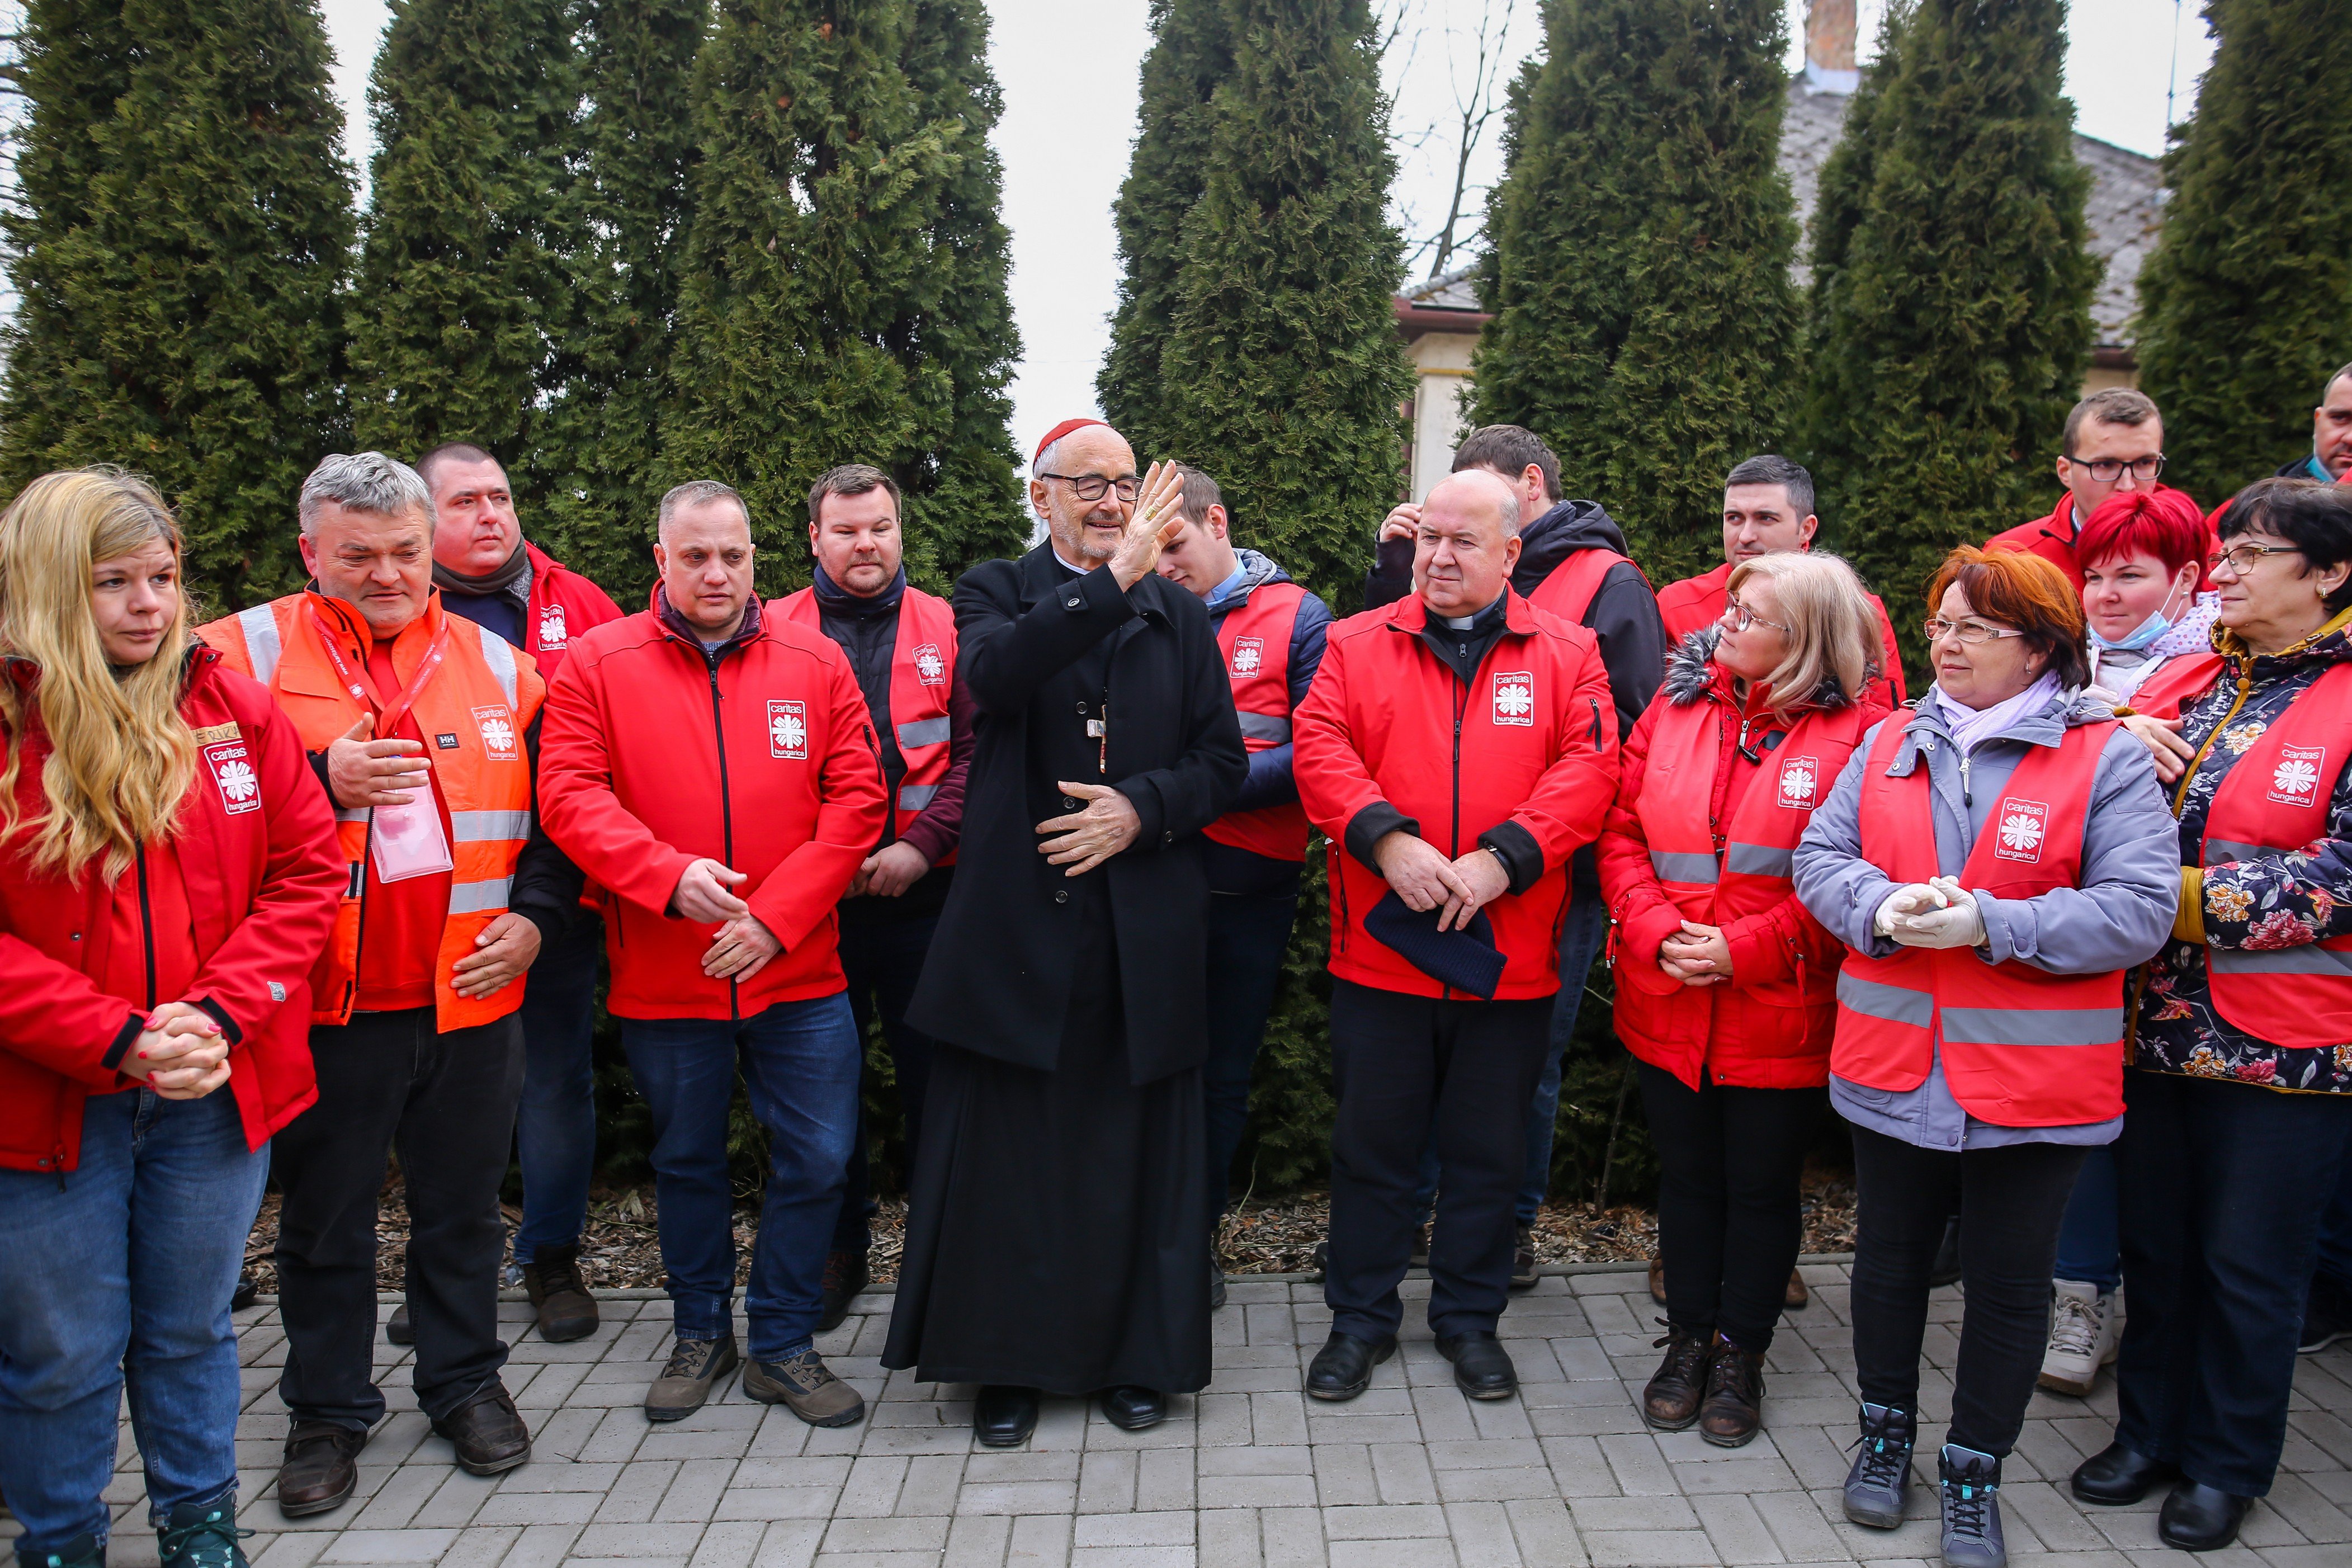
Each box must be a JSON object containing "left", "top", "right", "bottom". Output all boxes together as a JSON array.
[
  {"left": 702, "top": 645, "right": 740, "bottom": 1021},
  {"left": 135, "top": 844, "right": 157, "bottom": 1009}
]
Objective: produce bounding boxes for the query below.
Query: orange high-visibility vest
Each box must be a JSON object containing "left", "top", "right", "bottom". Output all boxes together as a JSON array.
[
  {"left": 1835, "top": 716, "right": 2127, "bottom": 1126},
  {"left": 2193, "top": 660, "right": 2352, "bottom": 1049},
  {"left": 1205, "top": 581, "right": 1312, "bottom": 862},
  {"left": 778, "top": 583, "right": 958, "bottom": 863},
  {"left": 1529, "top": 547, "right": 1648, "bottom": 626},
  {"left": 199, "top": 592, "right": 542, "bottom": 1031}
]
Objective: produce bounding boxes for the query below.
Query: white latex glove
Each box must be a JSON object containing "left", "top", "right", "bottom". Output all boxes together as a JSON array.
[
  {"left": 1894, "top": 877, "right": 1986, "bottom": 950},
  {"left": 1873, "top": 882, "right": 1948, "bottom": 937}
]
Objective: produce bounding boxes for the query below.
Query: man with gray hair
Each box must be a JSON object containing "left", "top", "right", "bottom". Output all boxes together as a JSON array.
[{"left": 200, "top": 452, "right": 585, "bottom": 1512}]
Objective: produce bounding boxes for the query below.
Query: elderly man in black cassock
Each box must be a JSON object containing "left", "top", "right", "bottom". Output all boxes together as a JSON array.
[{"left": 885, "top": 418, "right": 1248, "bottom": 1445}]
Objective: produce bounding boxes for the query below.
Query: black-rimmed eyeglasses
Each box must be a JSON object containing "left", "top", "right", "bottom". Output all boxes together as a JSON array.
[{"left": 1039, "top": 472, "right": 1141, "bottom": 503}]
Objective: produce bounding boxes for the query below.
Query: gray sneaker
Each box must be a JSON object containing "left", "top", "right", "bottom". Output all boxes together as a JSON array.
[
  {"left": 645, "top": 1334, "right": 740, "bottom": 1423},
  {"left": 744, "top": 1348, "right": 866, "bottom": 1428},
  {"left": 1843, "top": 1401, "right": 1915, "bottom": 1528},
  {"left": 1938, "top": 1444, "right": 2006, "bottom": 1568}
]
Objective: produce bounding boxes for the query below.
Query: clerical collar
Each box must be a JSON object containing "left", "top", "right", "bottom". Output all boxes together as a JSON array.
[{"left": 1441, "top": 594, "right": 1506, "bottom": 631}]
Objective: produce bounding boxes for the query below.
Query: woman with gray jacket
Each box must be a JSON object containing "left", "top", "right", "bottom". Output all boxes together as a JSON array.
[{"left": 1792, "top": 546, "right": 2177, "bottom": 1568}]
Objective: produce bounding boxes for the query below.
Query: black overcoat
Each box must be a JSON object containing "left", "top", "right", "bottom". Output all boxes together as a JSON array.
[{"left": 906, "top": 544, "right": 1247, "bottom": 1083}]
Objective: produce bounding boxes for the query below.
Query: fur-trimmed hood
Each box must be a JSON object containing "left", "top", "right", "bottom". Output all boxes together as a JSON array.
[{"left": 1662, "top": 626, "right": 1858, "bottom": 713}]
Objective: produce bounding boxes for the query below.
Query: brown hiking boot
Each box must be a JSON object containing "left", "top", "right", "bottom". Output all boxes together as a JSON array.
[
  {"left": 1642, "top": 1321, "right": 1711, "bottom": 1430},
  {"left": 645, "top": 1334, "right": 740, "bottom": 1423},
  {"left": 1697, "top": 1331, "right": 1767, "bottom": 1448},
  {"left": 522, "top": 1244, "right": 599, "bottom": 1343},
  {"left": 744, "top": 1348, "right": 865, "bottom": 1428}
]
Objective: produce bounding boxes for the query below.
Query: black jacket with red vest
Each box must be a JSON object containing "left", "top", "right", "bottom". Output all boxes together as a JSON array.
[{"left": 1201, "top": 549, "right": 1331, "bottom": 894}]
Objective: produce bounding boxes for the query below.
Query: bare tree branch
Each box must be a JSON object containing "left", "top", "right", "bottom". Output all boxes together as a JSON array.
[{"left": 1425, "top": 0, "right": 1516, "bottom": 281}]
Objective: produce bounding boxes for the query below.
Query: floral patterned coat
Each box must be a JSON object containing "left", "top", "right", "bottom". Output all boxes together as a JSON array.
[{"left": 2135, "top": 614, "right": 2352, "bottom": 1093}]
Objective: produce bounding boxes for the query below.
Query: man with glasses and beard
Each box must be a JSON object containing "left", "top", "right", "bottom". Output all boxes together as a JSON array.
[{"left": 882, "top": 419, "right": 1246, "bottom": 1448}]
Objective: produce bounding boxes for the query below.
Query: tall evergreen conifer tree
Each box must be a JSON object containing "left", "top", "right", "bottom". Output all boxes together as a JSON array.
[
  {"left": 0, "top": 0, "right": 355, "bottom": 607},
  {"left": 1098, "top": 0, "right": 1232, "bottom": 455},
  {"left": 349, "top": 0, "right": 583, "bottom": 466},
  {"left": 531, "top": 0, "right": 707, "bottom": 598},
  {"left": 1471, "top": 0, "right": 1803, "bottom": 587},
  {"left": 662, "top": 0, "right": 1020, "bottom": 597},
  {"left": 1802, "top": 0, "right": 2096, "bottom": 676},
  {"left": 1151, "top": 0, "right": 1414, "bottom": 610},
  {"left": 2135, "top": 0, "right": 2352, "bottom": 500}
]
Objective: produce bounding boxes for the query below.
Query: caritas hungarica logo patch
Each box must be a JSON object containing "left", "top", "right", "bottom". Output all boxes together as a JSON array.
[
  {"left": 1492, "top": 671, "right": 1535, "bottom": 726},
  {"left": 768, "top": 700, "right": 808, "bottom": 760},
  {"left": 537, "top": 604, "right": 568, "bottom": 650},
  {"left": 1230, "top": 637, "right": 1265, "bottom": 678},
  {"left": 2269, "top": 744, "right": 2327, "bottom": 807},
  {"left": 1777, "top": 755, "right": 1819, "bottom": 809},
  {"left": 1995, "top": 798, "right": 2051, "bottom": 863},
  {"left": 201, "top": 740, "right": 262, "bottom": 815},
  {"left": 913, "top": 643, "right": 948, "bottom": 687}
]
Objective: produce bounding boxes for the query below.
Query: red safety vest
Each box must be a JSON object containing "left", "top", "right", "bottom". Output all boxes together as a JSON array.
[
  {"left": 1205, "top": 582, "right": 1312, "bottom": 862},
  {"left": 2193, "top": 660, "right": 2352, "bottom": 1049},
  {"left": 1621, "top": 695, "right": 1874, "bottom": 1077},
  {"left": 1834, "top": 717, "right": 2127, "bottom": 1126},
  {"left": 2120, "top": 651, "right": 2225, "bottom": 720},
  {"left": 778, "top": 583, "right": 957, "bottom": 861},
  {"left": 1529, "top": 546, "right": 1647, "bottom": 626}
]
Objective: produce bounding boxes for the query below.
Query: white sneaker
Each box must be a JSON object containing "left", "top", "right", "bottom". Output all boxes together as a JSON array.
[{"left": 2037, "top": 1279, "right": 2121, "bottom": 1396}]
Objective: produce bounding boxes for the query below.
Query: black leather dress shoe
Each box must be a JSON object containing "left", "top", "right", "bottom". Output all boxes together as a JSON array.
[
  {"left": 1099, "top": 1386, "right": 1165, "bottom": 1430},
  {"left": 974, "top": 1385, "right": 1040, "bottom": 1447},
  {"left": 2159, "top": 1481, "right": 2252, "bottom": 1551},
  {"left": 2071, "top": 1442, "right": 2180, "bottom": 1505},
  {"left": 431, "top": 1384, "right": 531, "bottom": 1476},
  {"left": 1306, "top": 1331, "right": 1397, "bottom": 1400},
  {"left": 278, "top": 1420, "right": 369, "bottom": 1517},
  {"left": 1437, "top": 1330, "right": 1518, "bottom": 1400}
]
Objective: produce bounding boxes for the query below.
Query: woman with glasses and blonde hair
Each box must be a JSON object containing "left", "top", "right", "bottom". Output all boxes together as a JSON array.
[
  {"left": 2065, "top": 477, "right": 2352, "bottom": 1552},
  {"left": 1600, "top": 551, "right": 1891, "bottom": 1448},
  {"left": 1793, "top": 546, "right": 2176, "bottom": 1568},
  {"left": 0, "top": 470, "right": 344, "bottom": 1568}
]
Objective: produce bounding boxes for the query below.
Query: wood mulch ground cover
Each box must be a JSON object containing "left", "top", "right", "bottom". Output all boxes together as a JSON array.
[{"left": 237, "top": 1170, "right": 1857, "bottom": 1293}]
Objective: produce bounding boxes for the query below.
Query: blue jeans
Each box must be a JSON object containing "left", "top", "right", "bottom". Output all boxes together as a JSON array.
[
  {"left": 2051, "top": 1142, "right": 2121, "bottom": 1291},
  {"left": 1416, "top": 887, "right": 1608, "bottom": 1226},
  {"left": 622, "top": 994, "right": 861, "bottom": 1361},
  {"left": 0, "top": 1088, "right": 267, "bottom": 1556},
  {"left": 514, "top": 912, "right": 603, "bottom": 1265},
  {"left": 1201, "top": 889, "right": 1302, "bottom": 1227}
]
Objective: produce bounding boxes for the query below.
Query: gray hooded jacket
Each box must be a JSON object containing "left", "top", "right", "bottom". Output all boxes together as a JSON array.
[{"left": 1792, "top": 685, "right": 2178, "bottom": 1148}]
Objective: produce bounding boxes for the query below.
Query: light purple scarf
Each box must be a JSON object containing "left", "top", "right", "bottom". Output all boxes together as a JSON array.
[{"left": 1937, "top": 669, "right": 2061, "bottom": 755}]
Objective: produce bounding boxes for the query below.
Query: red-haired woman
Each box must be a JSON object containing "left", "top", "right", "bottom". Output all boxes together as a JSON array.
[{"left": 1793, "top": 547, "right": 2176, "bottom": 1568}]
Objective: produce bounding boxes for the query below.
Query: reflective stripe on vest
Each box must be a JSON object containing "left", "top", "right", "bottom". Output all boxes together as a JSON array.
[
  {"left": 1649, "top": 851, "right": 1719, "bottom": 884},
  {"left": 237, "top": 604, "right": 283, "bottom": 687},
  {"left": 1205, "top": 579, "right": 1312, "bottom": 862},
  {"left": 777, "top": 583, "right": 958, "bottom": 859},
  {"left": 2192, "top": 660, "right": 2352, "bottom": 1049},
  {"left": 451, "top": 810, "right": 532, "bottom": 842},
  {"left": 1835, "top": 716, "right": 2125, "bottom": 1125},
  {"left": 470, "top": 621, "right": 520, "bottom": 708}
]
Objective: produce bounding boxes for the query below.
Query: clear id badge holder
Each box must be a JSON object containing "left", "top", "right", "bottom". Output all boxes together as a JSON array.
[{"left": 370, "top": 796, "right": 455, "bottom": 882}]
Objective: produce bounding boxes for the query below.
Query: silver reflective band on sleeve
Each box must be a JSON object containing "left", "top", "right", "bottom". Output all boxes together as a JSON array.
[
  {"left": 334, "top": 807, "right": 370, "bottom": 824},
  {"left": 1236, "top": 712, "right": 1293, "bottom": 744},
  {"left": 450, "top": 810, "right": 532, "bottom": 843},
  {"left": 1940, "top": 1006, "right": 2122, "bottom": 1047},
  {"left": 471, "top": 622, "right": 521, "bottom": 709},
  {"left": 899, "top": 783, "right": 939, "bottom": 813},
  {"left": 2203, "top": 840, "right": 2271, "bottom": 866},
  {"left": 447, "top": 877, "right": 513, "bottom": 915},
  {"left": 2210, "top": 945, "right": 2352, "bottom": 978},
  {"left": 896, "top": 716, "right": 952, "bottom": 750},
  {"left": 1723, "top": 842, "right": 1793, "bottom": 879},
  {"left": 1649, "top": 851, "right": 1720, "bottom": 885},
  {"left": 238, "top": 605, "right": 282, "bottom": 686},
  {"left": 1836, "top": 970, "right": 1934, "bottom": 1028}
]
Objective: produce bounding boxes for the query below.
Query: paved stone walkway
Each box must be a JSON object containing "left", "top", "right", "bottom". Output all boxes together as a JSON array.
[{"left": 23, "top": 1262, "right": 2352, "bottom": 1566}]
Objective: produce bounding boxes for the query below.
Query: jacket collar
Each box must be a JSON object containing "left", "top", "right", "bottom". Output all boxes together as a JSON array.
[
  {"left": 1206, "top": 548, "right": 1292, "bottom": 614},
  {"left": 1886, "top": 683, "right": 2100, "bottom": 775},
  {"left": 1386, "top": 585, "right": 1538, "bottom": 637},
  {"left": 1663, "top": 626, "right": 1855, "bottom": 715},
  {"left": 650, "top": 584, "right": 766, "bottom": 654},
  {"left": 1016, "top": 541, "right": 1167, "bottom": 622},
  {"left": 303, "top": 586, "right": 445, "bottom": 655}
]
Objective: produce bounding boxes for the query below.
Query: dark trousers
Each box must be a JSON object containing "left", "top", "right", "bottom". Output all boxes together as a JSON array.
[
  {"left": 1847, "top": 1123, "right": 2086, "bottom": 1458},
  {"left": 2114, "top": 1069, "right": 2352, "bottom": 1496},
  {"left": 273, "top": 1008, "right": 524, "bottom": 1427},
  {"left": 1201, "top": 889, "right": 1302, "bottom": 1226},
  {"left": 829, "top": 914, "right": 945, "bottom": 1256},
  {"left": 1325, "top": 979, "right": 1552, "bottom": 1342},
  {"left": 1638, "top": 1062, "right": 1821, "bottom": 1353},
  {"left": 513, "top": 913, "right": 602, "bottom": 1266}
]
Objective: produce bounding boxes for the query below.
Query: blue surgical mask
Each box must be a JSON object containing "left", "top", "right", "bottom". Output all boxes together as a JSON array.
[{"left": 2088, "top": 581, "right": 2188, "bottom": 653}]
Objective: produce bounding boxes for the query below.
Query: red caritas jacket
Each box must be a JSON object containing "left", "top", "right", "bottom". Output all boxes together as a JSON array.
[
  {"left": 521, "top": 540, "right": 624, "bottom": 678},
  {"left": 1295, "top": 589, "right": 1620, "bottom": 999},
  {"left": 1984, "top": 486, "right": 2206, "bottom": 588},
  {"left": 1598, "top": 635, "right": 1889, "bottom": 1088},
  {"left": 0, "top": 649, "right": 345, "bottom": 1173},
  {"left": 537, "top": 592, "right": 887, "bottom": 1020}
]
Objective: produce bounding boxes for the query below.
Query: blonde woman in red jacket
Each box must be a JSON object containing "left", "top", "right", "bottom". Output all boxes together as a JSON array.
[
  {"left": 1598, "top": 551, "right": 1891, "bottom": 1447},
  {"left": 0, "top": 470, "right": 344, "bottom": 1568}
]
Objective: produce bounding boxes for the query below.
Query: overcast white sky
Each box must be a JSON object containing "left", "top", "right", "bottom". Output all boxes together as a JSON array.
[{"left": 315, "top": 0, "right": 2214, "bottom": 467}]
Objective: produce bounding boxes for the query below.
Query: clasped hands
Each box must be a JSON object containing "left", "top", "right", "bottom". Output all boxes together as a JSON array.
[
  {"left": 1657, "top": 921, "right": 1732, "bottom": 986},
  {"left": 673, "top": 857, "right": 783, "bottom": 980},
  {"left": 123, "top": 1002, "right": 231, "bottom": 1099},
  {"left": 1373, "top": 830, "right": 1509, "bottom": 933},
  {"left": 1873, "top": 876, "right": 1986, "bottom": 950}
]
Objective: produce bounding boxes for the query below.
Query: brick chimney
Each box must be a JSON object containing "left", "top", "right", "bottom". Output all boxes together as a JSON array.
[{"left": 1805, "top": 0, "right": 1859, "bottom": 95}]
